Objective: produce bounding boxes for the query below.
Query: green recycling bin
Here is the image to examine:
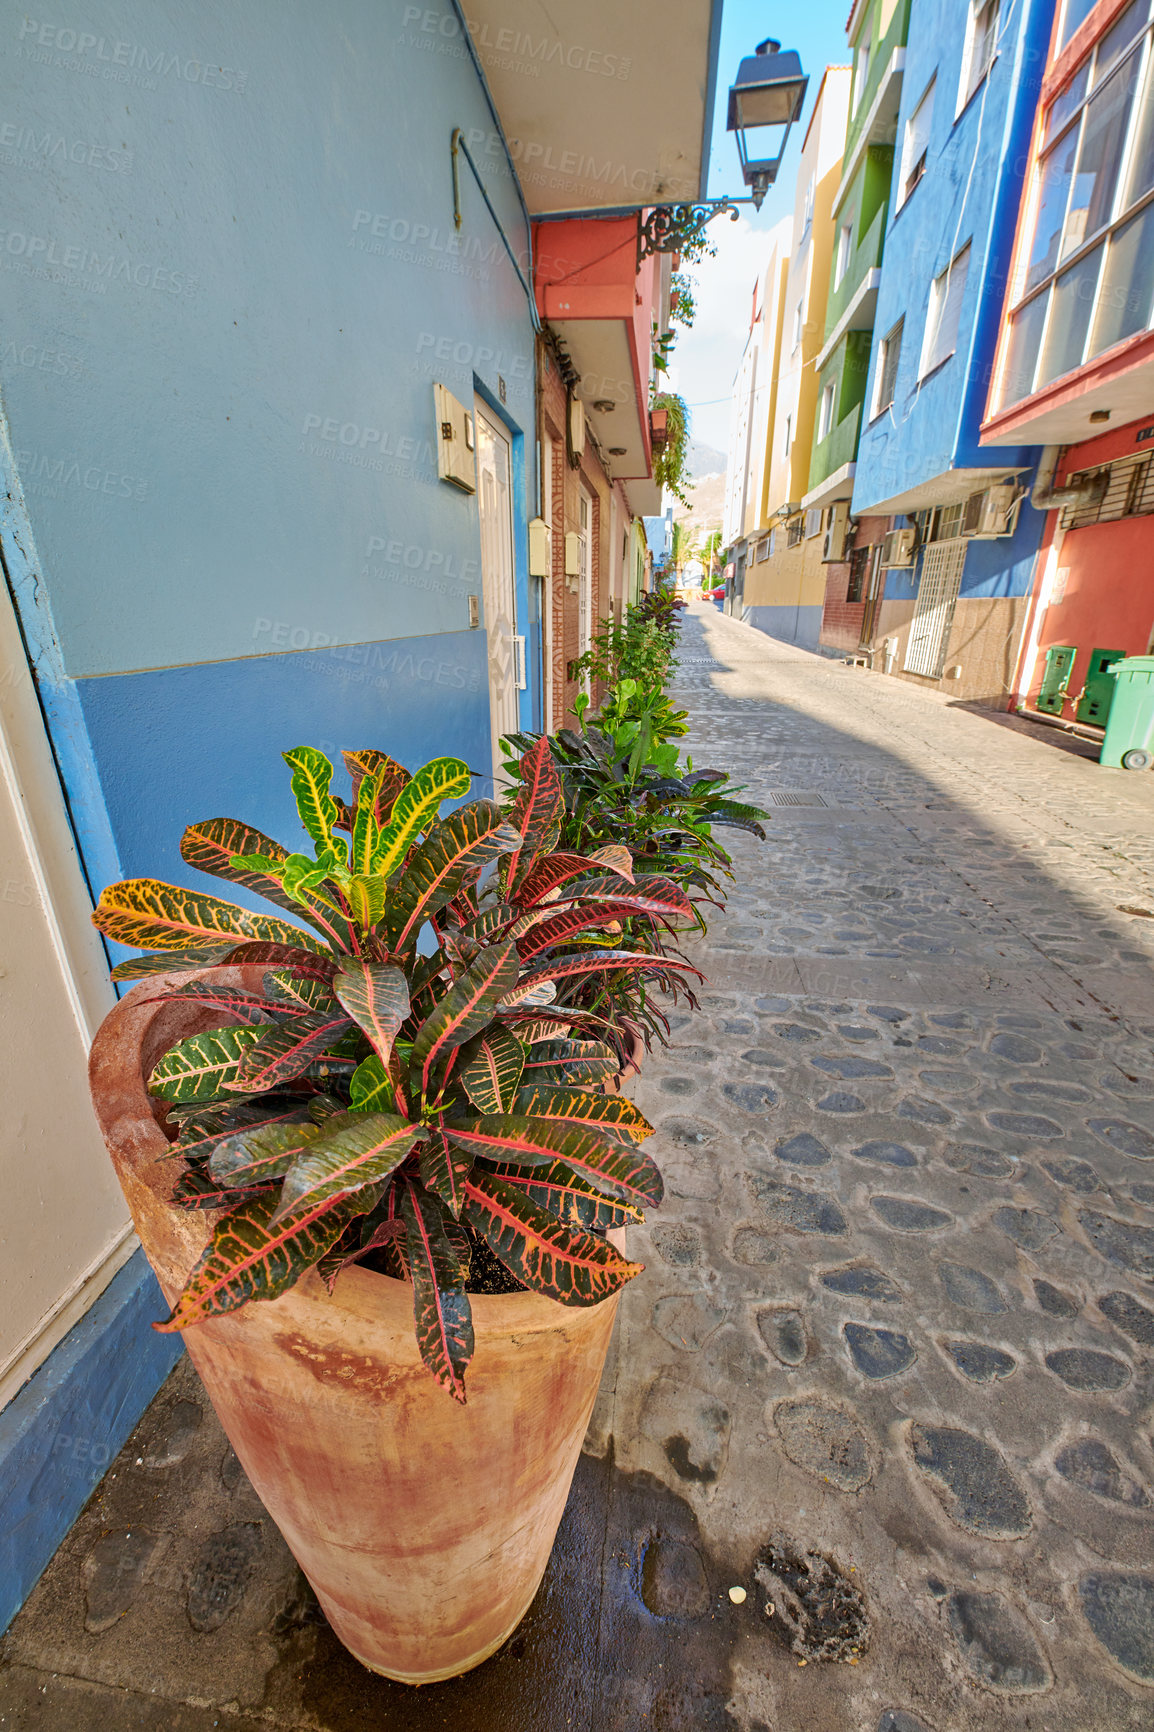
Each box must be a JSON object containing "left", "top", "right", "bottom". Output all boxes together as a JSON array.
[{"left": 1100, "top": 656, "right": 1154, "bottom": 770}]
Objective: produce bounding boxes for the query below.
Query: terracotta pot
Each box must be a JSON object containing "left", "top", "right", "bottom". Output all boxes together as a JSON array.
[{"left": 88, "top": 968, "right": 624, "bottom": 1683}]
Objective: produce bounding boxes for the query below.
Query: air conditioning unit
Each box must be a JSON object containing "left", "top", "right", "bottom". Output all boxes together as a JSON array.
[
  {"left": 962, "top": 483, "right": 1019, "bottom": 538},
  {"left": 881, "top": 526, "right": 917, "bottom": 567},
  {"left": 822, "top": 501, "right": 854, "bottom": 562}
]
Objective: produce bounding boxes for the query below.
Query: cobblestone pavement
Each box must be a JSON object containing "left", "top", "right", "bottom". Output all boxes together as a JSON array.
[{"left": 4, "top": 605, "right": 1154, "bottom": 1730}]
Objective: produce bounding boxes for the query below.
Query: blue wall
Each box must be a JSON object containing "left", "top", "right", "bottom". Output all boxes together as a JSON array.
[
  {"left": 852, "top": 0, "right": 1055, "bottom": 517},
  {"left": 0, "top": 1252, "right": 182, "bottom": 1634},
  {"left": 742, "top": 604, "right": 823, "bottom": 653},
  {"left": 0, "top": 0, "right": 537, "bottom": 892}
]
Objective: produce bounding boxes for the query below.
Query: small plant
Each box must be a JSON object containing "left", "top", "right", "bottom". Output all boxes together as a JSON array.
[
  {"left": 650, "top": 391, "right": 692, "bottom": 506},
  {"left": 670, "top": 272, "right": 697, "bottom": 330},
  {"left": 92, "top": 741, "right": 699, "bottom": 1400}
]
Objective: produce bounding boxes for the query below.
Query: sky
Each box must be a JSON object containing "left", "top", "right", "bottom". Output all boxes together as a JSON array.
[{"left": 670, "top": 0, "right": 853, "bottom": 455}]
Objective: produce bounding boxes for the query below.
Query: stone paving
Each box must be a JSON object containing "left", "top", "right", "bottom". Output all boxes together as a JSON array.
[{"left": 4, "top": 604, "right": 1154, "bottom": 1730}]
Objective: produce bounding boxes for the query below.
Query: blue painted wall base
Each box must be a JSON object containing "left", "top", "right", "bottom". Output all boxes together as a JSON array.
[{"left": 0, "top": 1250, "right": 182, "bottom": 1635}]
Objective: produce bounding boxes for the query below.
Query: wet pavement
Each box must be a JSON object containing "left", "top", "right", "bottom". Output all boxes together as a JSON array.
[{"left": 5, "top": 603, "right": 1154, "bottom": 1729}]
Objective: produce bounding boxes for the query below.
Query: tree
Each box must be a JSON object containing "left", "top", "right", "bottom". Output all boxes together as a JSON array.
[{"left": 670, "top": 521, "right": 693, "bottom": 585}]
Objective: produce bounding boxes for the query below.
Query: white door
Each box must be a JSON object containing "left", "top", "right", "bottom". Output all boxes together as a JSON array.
[
  {"left": 474, "top": 405, "right": 519, "bottom": 788},
  {"left": 904, "top": 539, "right": 967, "bottom": 679},
  {"left": 577, "top": 488, "right": 593, "bottom": 688}
]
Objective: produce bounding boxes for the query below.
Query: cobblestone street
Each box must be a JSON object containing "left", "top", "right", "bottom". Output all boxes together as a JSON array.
[{"left": 5, "top": 604, "right": 1154, "bottom": 1730}]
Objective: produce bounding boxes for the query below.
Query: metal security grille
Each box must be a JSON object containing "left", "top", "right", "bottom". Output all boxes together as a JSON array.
[
  {"left": 1062, "top": 456, "right": 1154, "bottom": 530},
  {"left": 904, "top": 540, "right": 967, "bottom": 679}
]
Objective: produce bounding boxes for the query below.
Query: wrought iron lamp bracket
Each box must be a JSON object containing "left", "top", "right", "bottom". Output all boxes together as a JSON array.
[{"left": 637, "top": 200, "right": 741, "bottom": 264}]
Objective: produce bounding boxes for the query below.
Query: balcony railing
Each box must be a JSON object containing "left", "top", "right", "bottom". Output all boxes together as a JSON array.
[
  {"left": 809, "top": 400, "right": 863, "bottom": 493},
  {"left": 844, "top": 0, "right": 911, "bottom": 164},
  {"left": 823, "top": 194, "right": 888, "bottom": 341}
]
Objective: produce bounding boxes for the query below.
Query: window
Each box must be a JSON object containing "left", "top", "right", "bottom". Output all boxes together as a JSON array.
[
  {"left": 783, "top": 412, "right": 792, "bottom": 458},
  {"left": 853, "top": 29, "right": 872, "bottom": 114},
  {"left": 834, "top": 223, "right": 853, "bottom": 286},
  {"left": 1059, "top": 0, "right": 1097, "bottom": 51},
  {"left": 846, "top": 544, "right": 871, "bottom": 603},
  {"left": 786, "top": 516, "right": 804, "bottom": 548},
  {"left": 920, "top": 244, "right": 971, "bottom": 377},
  {"left": 792, "top": 301, "right": 804, "bottom": 348},
  {"left": 998, "top": 7, "right": 1154, "bottom": 412},
  {"left": 818, "top": 382, "right": 836, "bottom": 441},
  {"left": 805, "top": 506, "right": 824, "bottom": 538},
  {"left": 874, "top": 318, "right": 903, "bottom": 415},
  {"left": 768, "top": 527, "right": 777, "bottom": 556},
  {"left": 802, "top": 176, "right": 815, "bottom": 237},
  {"left": 959, "top": 0, "right": 1000, "bottom": 112},
  {"left": 899, "top": 78, "right": 935, "bottom": 205},
  {"left": 756, "top": 534, "right": 771, "bottom": 562}
]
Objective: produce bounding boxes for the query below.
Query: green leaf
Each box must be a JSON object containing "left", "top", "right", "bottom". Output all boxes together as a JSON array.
[
  {"left": 463, "top": 1173, "right": 642, "bottom": 1306},
  {"left": 227, "top": 1012, "right": 355, "bottom": 1093},
  {"left": 148, "top": 1025, "right": 267, "bottom": 1102},
  {"left": 447, "top": 1117, "right": 662, "bottom": 1210},
  {"left": 109, "top": 945, "right": 236, "bottom": 981},
  {"left": 180, "top": 816, "right": 348, "bottom": 945},
  {"left": 283, "top": 747, "right": 343, "bottom": 856},
  {"left": 137, "top": 982, "right": 295, "bottom": 1024},
  {"left": 263, "top": 969, "right": 337, "bottom": 1013},
  {"left": 411, "top": 942, "right": 519, "bottom": 1092},
  {"left": 511, "top": 1086, "right": 652, "bottom": 1143},
  {"left": 458, "top": 1026, "right": 525, "bottom": 1113},
  {"left": 483, "top": 1162, "right": 640, "bottom": 1231},
  {"left": 156, "top": 1190, "right": 372, "bottom": 1330},
  {"left": 418, "top": 1126, "right": 473, "bottom": 1218},
  {"left": 400, "top": 1181, "right": 474, "bottom": 1402},
  {"left": 228, "top": 852, "right": 285, "bottom": 877},
  {"left": 349, "top": 768, "right": 383, "bottom": 876},
  {"left": 208, "top": 1120, "right": 326, "bottom": 1187},
  {"left": 388, "top": 802, "right": 523, "bottom": 951},
  {"left": 371, "top": 756, "right": 472, "bottom": 879},
  {"left": 172, "top": 1169, "right": 277, "bottom": 1210},
  {"left": 506, "top": 735, "right": 563, "bottom": 883},
  {"left": 514, "top": 949, "right": 702, "bottom": 994},
  {"left": 170, "top": 1102, "right": 308, "bottom": 1159},
  {"left": 521, "top": 1039, "right": 618, "bottom": 1085},
  {"left": 273, "top": 1111, "right": 422, "bottom": 1220},
  {"left": 334, "top": 962, "right": 409, "bottom": 1062},
  {"left": 349, "top": 1054, "right": 397, "bottom": 1113},
  {"left": 93, "top": 879, "right": 328, "bottom": 954},
  {"left": 345, "top": 874, "right": 387, "bottom": 929},
  {"left": 343, "top": 750, "right": 410, "bottom": 823}
]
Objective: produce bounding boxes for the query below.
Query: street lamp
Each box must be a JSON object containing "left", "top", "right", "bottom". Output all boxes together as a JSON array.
[{"left": 726, "top": 38, "right": 809, "bottom": 211}]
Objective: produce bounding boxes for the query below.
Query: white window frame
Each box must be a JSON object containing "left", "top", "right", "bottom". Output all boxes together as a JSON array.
[
  {"left": 805, "top": 506, "right": 824, "bottom": 538},
  {"left": 997, "top": 8, "right": 1154, "bottom": 410},
  {"left": 898, "top": 77, "right": 935, "bottom": 208},
  {"left": 958, "top": 0, "right": 1001, "bottom": 115},
  {"left": 783, "top": 411, "right": 792, "bottom": 458},
  {"left": 802, "top": 175, "right": 815, "bottom": 237},
  {"left": 818, "top": 382, "right": 836, "bottom": 441},
  {"left": 853, "top": 28, "right": 872, "bottom": 115},
  {"left": 792, "top": 300, "right": 804, "bottom": 350},
  {"left": 834, "top": 222, "right": 853, "bottom": 286},
  {"left": 919, "top": 243, "right": 971, "bottom": 378},
  {"left": 873, "top": 317, "right": 904, "bottom": 417}
]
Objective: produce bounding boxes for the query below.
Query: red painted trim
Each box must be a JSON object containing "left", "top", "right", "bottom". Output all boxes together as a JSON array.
[
  {"left": 1043, "top": 0, "right": 1135, "bottom": 104},
  {"left": 980, "top": 328, "right": 1154, "bottom": 442}
]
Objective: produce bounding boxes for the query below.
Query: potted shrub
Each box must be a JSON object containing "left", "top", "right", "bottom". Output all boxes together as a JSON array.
[{"left": 87, "top": 738, "right": 697, "bottom": 1681}]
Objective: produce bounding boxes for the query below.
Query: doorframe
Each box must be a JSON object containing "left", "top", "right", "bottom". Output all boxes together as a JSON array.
[{"left": 472, "top": 379, "right": 535, "bottom": 733}]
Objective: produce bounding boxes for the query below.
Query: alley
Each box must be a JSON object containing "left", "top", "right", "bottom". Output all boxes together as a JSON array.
[{"left": 4, "top": 606, "right": 1154, "bottom": 1730}]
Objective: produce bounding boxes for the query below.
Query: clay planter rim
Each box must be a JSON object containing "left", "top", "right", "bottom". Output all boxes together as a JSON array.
[{"left": 92, "top": 963, "right": 630, "bottom": 1325}]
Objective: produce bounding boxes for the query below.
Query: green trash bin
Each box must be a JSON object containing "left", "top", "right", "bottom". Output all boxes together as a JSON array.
[{"left": 1100, "top": 656, "right": 1154, "bottom": 770}]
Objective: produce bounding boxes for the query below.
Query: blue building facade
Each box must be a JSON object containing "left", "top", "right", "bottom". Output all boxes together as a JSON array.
[
  {"left": 851, "top": 0, "right": 1057, "bottom": 701},
  {"left": 0, "top": 0, "right": 723, "bottom": 1634}
]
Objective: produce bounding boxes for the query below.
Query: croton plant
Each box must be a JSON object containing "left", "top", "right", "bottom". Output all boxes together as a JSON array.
[{"left": 92, "top": 740, "right": 700, "bottom": 1399}]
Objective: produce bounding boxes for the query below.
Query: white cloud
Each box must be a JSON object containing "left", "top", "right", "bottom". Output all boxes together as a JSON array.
[{"left": 669, "top": 215, "right": 790, "bottom": 453}]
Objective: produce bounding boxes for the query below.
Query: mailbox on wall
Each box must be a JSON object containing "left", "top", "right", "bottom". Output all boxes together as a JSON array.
[{"left": 434, "top": 383, "right": 476, "bottom": 493}]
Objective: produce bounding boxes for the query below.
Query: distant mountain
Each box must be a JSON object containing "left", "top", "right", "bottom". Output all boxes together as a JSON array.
[{"left": 686, "top": 439, "right": 727, "bottom": 479}]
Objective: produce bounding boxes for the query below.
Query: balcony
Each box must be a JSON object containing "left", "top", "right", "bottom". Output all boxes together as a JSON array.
[
  {"left": 534, "top": 213, "right": 661, "bottom": 492},
  {"left": 806, "top": 400, "right": 864, "bottom": 504},
  {"left": 835, "top": 0, "right": 908, "bottom": 221},
  {"left": 817, "top": 197, "right": 888, "bottom": 369}
]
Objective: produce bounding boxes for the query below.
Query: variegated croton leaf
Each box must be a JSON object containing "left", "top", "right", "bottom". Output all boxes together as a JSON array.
[{"left": 98, "top": 739, "right": 678, "bottom": 1399}]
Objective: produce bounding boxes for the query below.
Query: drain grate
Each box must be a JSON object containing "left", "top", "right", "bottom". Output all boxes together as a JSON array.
[{"left": 767, "top": 791, "right": 828, "bottom": 807}]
